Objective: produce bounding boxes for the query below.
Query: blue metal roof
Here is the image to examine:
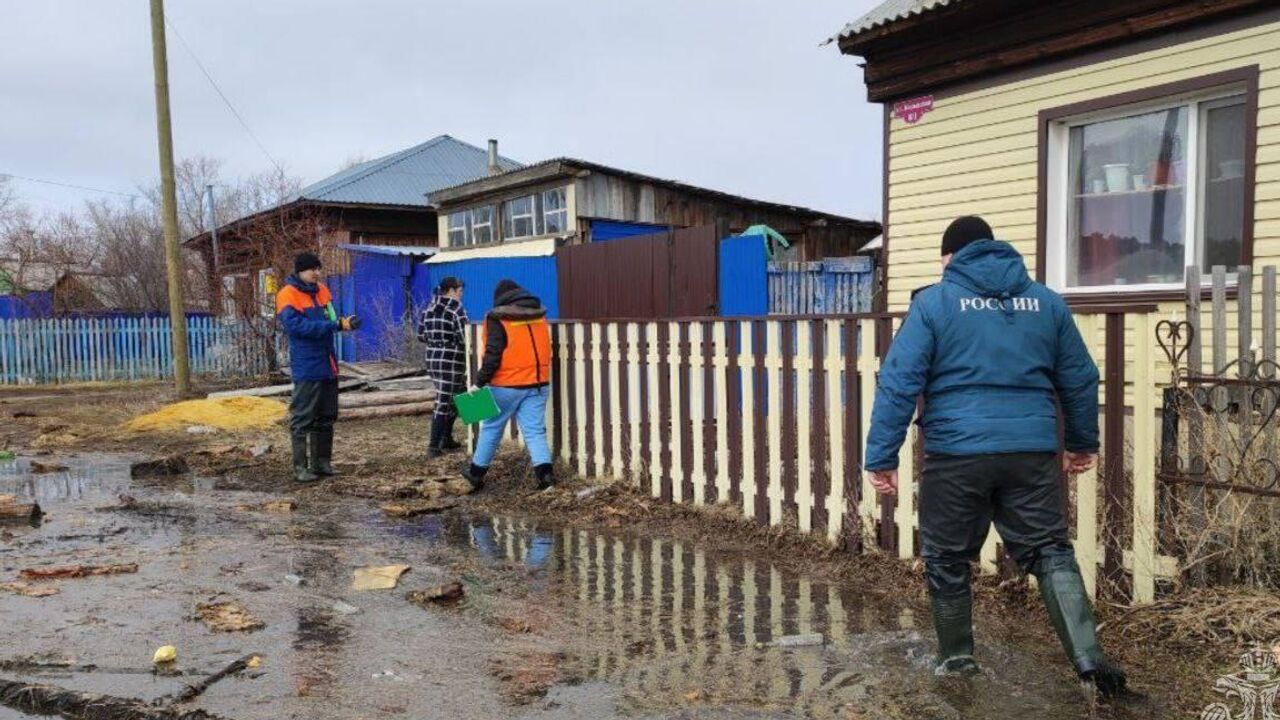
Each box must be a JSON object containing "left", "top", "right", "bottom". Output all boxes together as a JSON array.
[
  {"left": 338, "top": 243, "right": 438, "bottom": 257},
  {"left": 296, "top": 135, "right": 522, "bottom": 208}
]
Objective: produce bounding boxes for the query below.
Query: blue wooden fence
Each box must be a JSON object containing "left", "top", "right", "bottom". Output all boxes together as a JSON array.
[
  {"left": 767, "top": 257, "right": 874, "bottom": 315},
  {"left": 0, "top": 316, "right": 271, "bottom": 385}
]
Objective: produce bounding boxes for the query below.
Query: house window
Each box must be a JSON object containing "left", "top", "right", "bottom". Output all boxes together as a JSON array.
[
  {"left": 1047, "top": 82, "right": 1250, "bottom": 293},
  {"left": 470, "top": 205, "right": 493, "bottom": 245},
  {"left": 503, "top": 195, "right": 537, "bottom": 239},
  {"left": 447, "top": 211, "right": 470, "bottom": 247},
  {"left": 542, "top": 187, "right": 567, "bottom": 234}
]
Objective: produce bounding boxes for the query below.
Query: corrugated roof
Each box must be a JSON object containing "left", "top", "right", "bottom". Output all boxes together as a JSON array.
[
  {"left": 295, "top": 135, "right": 522, "bottom": 208},
  {"left": 337, "top": 243, "right": 438, "bottom": 257},
  {"left": 834, "top": 0, "right": 959, "bottom": 41}
]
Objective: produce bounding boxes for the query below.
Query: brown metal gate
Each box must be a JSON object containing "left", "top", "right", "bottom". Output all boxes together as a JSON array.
[{"left": 557, "top": 225, "right": 720, "bottom": 319}]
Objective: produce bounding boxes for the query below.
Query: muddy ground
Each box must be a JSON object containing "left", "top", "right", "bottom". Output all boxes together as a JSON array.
[{"left": 0, "top": 383, "right": 1257, "bottom": 719}]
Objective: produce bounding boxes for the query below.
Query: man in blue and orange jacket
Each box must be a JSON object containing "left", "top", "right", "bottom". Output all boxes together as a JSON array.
[{"left": 276, "top": 252, "right": 360, "bottom": 482}]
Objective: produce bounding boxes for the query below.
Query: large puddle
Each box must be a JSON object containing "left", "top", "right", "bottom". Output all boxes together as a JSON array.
[{"left": 0, "top": 454, "right": 1144, "bottom": 719}]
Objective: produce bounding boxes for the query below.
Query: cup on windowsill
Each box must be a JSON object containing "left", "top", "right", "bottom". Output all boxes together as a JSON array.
[
  {"left": 1103, "top": 164, "right": 1130, "bottom": 193},
  {"left": 1132, "top": 174, "right": 1149, "bottom": 191},
  {"left": 1091, "top": 179, "right": 1107, "bottom": 195}
]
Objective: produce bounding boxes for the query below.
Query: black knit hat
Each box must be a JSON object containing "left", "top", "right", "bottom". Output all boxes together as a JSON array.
[
  {"left": 940, "top": 216, "right": 993, "bottom": 257},
  {"left": 436, "top": 276, "right": 463, "bottom": 293},
  {"left": 493, "top": 279, "right": 520, "bottom": 303},
  {"left": 294, "top": 252, "right": 322, "bottom": 274}
]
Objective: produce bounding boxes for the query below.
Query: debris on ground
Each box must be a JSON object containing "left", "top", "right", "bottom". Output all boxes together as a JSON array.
[
  {"left": 124, "top": 396, "right": 286, "bottom": 433},
  {"left": 0, "top": 450, "right": 14, "bottom": 460},
  {"left": 0, "top": 677, "right": 235, "bottom": 720},
  {"left": 28, "top": 460, "right": 67, "bottom": 474},
  {"left": 762, "top": 633, "right": 825, "bottom": 648},
  {"left": 153, "top": 645, "right": 177, "bottom": 664},
  {"left": 235, "top": 500, "right": 295, "bottom": 514},
  {"left": 489, "top": 652, "right": 565, "bottom": 704},
  {"left": 19, "top": 563, "right": 139, "bottom": 581},
  {"left": 185, "top": 425, "right": 219, "bottom": 435},
  {"left": 380, "top": 497, "right": 459, "bottom": 518},
  {"left": 130, "top": 455, "right": 189, "bottom": 478},
  {"left": 575, "top": 486, "right": 604, "bottom": 500},
  {"left": 247, "top": 656, "right": 263, "bottom": 669},
  {"left": 332, "top": 601, "right": 361, "bottom": 616},
  {"left": 157, "top": 653, "right": 260, "bottom": 705},
  {"left": 0, "top": 497, "right": 42, "bottom": 523},
  {"left": 248, "top": 443, "right": 272, "bottom": 458},
  {"left": 352, "top": 564, "right": 410, "bottom": 591},
  {"left": 0, "top": 581, "right": 59, "bottom": 597},
  {"left": 283, "top": 574, "right": 303, "bottom": 587},
  {"left": 406, "top": 581, "right": 465, "bottom": 605},
  {"left": 443, "top": 478, "right": 477, "bottom": 496},
  {"left": 195, "top": 602, "right": 265, "bottom": 633}
]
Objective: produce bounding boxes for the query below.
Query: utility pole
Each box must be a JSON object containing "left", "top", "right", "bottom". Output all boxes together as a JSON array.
[{"left": 149, "top": 0, "right": 191, "bottom": 395}]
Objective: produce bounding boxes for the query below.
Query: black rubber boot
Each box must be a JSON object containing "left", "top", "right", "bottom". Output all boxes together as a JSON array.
[
  {"left": 292, "top": 436, "right": 319, "bottom": 483},
  {"left": 930, "top": 591, "right": 980, "bottom": 676},
  {"left": 1034, "top": 553, "right": 1127, "bottom": 698},
  {"left": 427, "top": 416, "right": 448, "bottom": 459},
  {"left": 440, "top": 416, "right": 463, "bottom": 452},
  {"left": 534, "top": 463, "right": 555, "bottom": 490},
  {"left": 463, "top": 463, "right": 488, "bottom": 492},
  {"left": 310, "top": 430, "right": 338, "bottom": 476}
]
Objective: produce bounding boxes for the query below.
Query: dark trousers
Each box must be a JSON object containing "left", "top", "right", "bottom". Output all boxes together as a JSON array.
[
  {"left": 290, "top": 379, "right": 339, "bottom": 440},
  {"left": 919, "top": 452, "right": 1074, "bottom": 597}
]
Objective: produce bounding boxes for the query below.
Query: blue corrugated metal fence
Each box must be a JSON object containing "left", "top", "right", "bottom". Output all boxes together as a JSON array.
[
  {"left": 767, "top": 257, "right": 874, "bottom": 315},
  {"left": 0, "top": 316, "right": 270, "bottom": 385}
]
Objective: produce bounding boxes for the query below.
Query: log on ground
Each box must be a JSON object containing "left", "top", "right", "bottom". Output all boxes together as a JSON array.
[
  {"left": 0, "top": 677, "right": 231, "bottom": 720},
  {"left": 337, "top": 390, "right": 437, "bottom": 410},
  {"left": 338, "top": 401, "right": 434, "bottom": 421},
  {"left": 0, "top": 500, "right": 42, "bottom": 523}
]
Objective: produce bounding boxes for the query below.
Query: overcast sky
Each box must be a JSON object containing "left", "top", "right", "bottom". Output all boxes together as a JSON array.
[{"left": 1, "top": 0, "right": 882, "bottom": 220}]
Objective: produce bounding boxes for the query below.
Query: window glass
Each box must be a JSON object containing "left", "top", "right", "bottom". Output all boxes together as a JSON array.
[
  {"left": 1201, "top": 100, "right": 1246, "bottom": 271},
  {"left": 470, "top": 205, "right": 493, "bottom": 245},
  {"left": 447, "top": 211, "right": 470, "bottom": 247},
  {"left": 503, "top": 195, "right": 536, "bottom": 239},
  {"left": 543, "top": 188, "right": 567, "bottom": 234},
  {"left": 1066, "top": 106, "right": 1187, "bottom": 288}
]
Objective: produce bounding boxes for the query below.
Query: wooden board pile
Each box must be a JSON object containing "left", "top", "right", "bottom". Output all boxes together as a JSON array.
[{"left": 208, "top": 363, "right": 437, "bottom": 422}]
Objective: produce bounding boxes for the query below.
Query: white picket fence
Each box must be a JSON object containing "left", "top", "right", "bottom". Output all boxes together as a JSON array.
[{"left": 0, "top": 316, "right": 271, "bottom": 385}]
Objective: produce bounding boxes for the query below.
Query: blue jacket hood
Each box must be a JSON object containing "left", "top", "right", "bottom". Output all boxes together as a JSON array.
[{"left": 943, "top": 240, "right": 1033, "bottom": 298}]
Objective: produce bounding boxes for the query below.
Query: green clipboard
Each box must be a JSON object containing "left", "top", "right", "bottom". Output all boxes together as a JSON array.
[{"left": 455, "top": 386, "right": 501, "bottom": 425}]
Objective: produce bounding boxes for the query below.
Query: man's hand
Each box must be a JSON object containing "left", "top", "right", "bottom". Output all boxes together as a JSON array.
[
  {"left": 338, "top": 315, "right": 362, "bottom": 331},
  {"left": 1063, "top": 451, "right": 1097, "bottom": 475},
  {"left": 867, "top": 469, "right": 898, "bottom": 497}
]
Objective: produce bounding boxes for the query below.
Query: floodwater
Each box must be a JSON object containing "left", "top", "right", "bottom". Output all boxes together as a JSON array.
[{"left": 0, "top": 454, "right": 1147, "bottom": 719}]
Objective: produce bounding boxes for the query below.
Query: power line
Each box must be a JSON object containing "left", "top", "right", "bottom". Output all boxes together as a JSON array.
[
  {"left": 163, "top": 15, "right": 285, "bottom": 175},
  {"left": 0, "top": 173, "right": 139, "bottom": 198}
]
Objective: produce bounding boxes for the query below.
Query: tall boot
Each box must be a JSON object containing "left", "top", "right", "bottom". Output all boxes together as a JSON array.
[
  {"left": 310, "top": 429, "right": 338, "bottom": 476},
  {"left": 1034, "top": 553, "right": 1127, "bottom": 697},
  {"left": 930, "top": 590, "right": 979, "bottom": 675},
  {"left": 292, "top": 436, "right": 318, "bottom": 483},
  {"left": 534, "top": 463, "right": 555, "bottom": 490},
  {"left": 440, "top": 416, "right": 463, "bottom": 452},
  {"left": 427, "top": 415, "right": 448, "bottom": 459},
  {"left": 462, "top": 462, "right": 487, "bottom": 492}
]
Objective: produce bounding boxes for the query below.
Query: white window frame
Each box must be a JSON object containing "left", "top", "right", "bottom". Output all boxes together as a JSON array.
[
  {"left": 470, "top": 205, "right": 493, "bottom": 245},
  {"left": 447, "top": 211, "right": 470, "bottom": 247},
  {"left": 542, "top": 187, "right": 568, "bottom": 235},
  {"left": 1045, "top": 85, "right": 1246, "bottom": 296},
  {"left": 503, "top": 194, "right": 537, "bottom": 240}
]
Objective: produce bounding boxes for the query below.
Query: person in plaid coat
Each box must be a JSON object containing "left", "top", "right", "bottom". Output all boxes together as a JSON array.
[{"left": 417, "top": 277, "right": 468, "bottom": 458}]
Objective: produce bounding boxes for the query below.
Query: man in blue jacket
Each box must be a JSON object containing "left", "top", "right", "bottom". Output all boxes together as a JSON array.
[
  {"left": 864, "top": 216, "right": 1125, "bottom": 695},
  {"left": 275, "top": 252, "right": 359, "bottom": 482}
]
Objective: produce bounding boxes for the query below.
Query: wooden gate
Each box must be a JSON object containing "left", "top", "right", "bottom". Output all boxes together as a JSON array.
[{"left": 557, "top": 225, "right": 720, "bottom": 320}]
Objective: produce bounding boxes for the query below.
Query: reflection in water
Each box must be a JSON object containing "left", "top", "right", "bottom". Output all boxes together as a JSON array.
[
  {"left": 457, "top": 515, "right": 917, "bottom": 716},
  {"left": 0, "top": 456, "right": 133, "bottom": 504}
]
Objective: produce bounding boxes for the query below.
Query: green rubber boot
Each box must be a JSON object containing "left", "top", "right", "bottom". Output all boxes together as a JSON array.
[
  {"left": 1034, "top": 553, "right": 1127, "bottom": 697},
  {"left": 930, "top": 591, "right": 980, "bottom": 676}
]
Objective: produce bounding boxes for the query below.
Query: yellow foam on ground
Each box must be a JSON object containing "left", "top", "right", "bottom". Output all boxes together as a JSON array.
[{"left": 125, "top": 396, "right": 287, "bottom": 433}]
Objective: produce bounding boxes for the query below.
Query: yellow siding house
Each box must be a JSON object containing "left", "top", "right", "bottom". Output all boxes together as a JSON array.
[{"left": 835, "top": 0, "right": 1277, "bottom": 323}]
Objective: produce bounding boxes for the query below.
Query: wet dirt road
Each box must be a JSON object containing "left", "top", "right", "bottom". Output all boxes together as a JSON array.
[{"left": 0, "top": 453, "right": 1141, "bottom": 719}]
